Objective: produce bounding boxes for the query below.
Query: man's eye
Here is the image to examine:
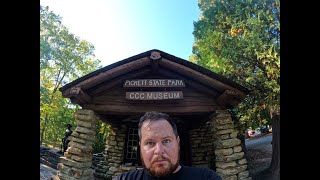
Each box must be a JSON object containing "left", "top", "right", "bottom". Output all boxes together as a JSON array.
[
  {"left": 146, "top": 142, "right": 155, "bottom": 146},
  {"left": 163, "top": 139, "right": 171, "bottom": 144}
]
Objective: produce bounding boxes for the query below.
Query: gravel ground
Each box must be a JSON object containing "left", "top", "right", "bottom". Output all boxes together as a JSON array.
[
  {"left": 246, "top": 149, "right": 272, "bottom": 176},
  {"left": 245, "top": 133, "right": 276, "bottom": 180}
]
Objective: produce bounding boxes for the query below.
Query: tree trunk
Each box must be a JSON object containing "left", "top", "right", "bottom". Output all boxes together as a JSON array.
[
  {"left": 239, "top": 132, "right": 247, "bottom": 154},
  {"left": 269, "top": 113, "right": 280, "bottom": 179},
  {"left": 40, "top": 113, "right": 49, "bottom": 145}
]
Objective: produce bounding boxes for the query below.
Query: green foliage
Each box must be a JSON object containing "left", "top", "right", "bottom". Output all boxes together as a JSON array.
[
  {"left": 92, "top": 121, "right": 110, "bottom": 153},
  {"left": 192, "top": 0, "right": 280, "bottom": 132},
  {"left": 40, "top": 5, "right": 102, "bottom": 148}
]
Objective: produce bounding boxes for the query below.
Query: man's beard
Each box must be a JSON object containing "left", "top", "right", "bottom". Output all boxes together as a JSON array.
[{"left": 141, "top": 154, "right": 180, "bottom": 177}]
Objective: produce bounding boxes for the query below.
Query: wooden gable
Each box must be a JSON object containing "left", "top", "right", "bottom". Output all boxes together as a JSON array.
[{"left": 59, "top": 49, "right": 250, "bottom": 125}]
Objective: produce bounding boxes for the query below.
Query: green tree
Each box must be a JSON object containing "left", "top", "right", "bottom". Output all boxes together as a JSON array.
[
  {"left": 93, "top": 121, "right": 110, "bottom": 153},
  {"left": 192, "top": 0, "right": 279, "bottom": 177},
  {"left": 40, "top": 5, "right": 102, "bottom": 148}
]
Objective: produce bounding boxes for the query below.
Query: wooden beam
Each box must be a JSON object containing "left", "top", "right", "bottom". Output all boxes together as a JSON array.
[
  {"left": 69, "top": 97, "right": 78, "bottom": 105},
  {"left": 150, "top": 51, "right": 161, "bottom": 60},
  {"left": 217, "top": 89, "right": 242, "bottom": 106},
  {"left": 149, "top": 51, "right": 161, "bottom": 74},
  {"left": 78, "top": 88, "right": 92, "bottom": 103},
  {"left": 92, "top": 96, "right": 217, "bottom": 106},
  {"left": 158, "top": 69, "right": 220, "bottom": 97},
  {"left": 82, "top": 104, "right": 220, "bottom": 114},
  {"left": 151, "top": 59, "right": 160, "bottom": 74},
  {"left": 159, "top": 58, "right": 246, "bottom": 97},
  {"left": 62, "top": 57, "right": 151, "bottom": 98},
  {"left": 89, "top": 101, "right": 218, "bottom": 107},
  {"left": 67, "top": 87, "right": 92, "bottom": 104},
  {"left": 87, "top": 68, "right": 151, "bottom": 96}
]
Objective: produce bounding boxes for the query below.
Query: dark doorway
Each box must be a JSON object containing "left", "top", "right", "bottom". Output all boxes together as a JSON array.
[{"left": 176, "top": 121, "right": 192, "bottom": 166}]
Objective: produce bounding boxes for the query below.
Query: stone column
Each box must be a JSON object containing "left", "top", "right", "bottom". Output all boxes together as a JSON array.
[
  {"left": 189, "top": 125, "right": 215, "bottom": 168},
  {"left": 57, "top": 109, "right": 99, "bottom": 180},
  {"left": 212, "top": 110, "right": 251, "bottom": 180},
  {"left": 94, "top": 124, "right": 127, "bottom": 180}
]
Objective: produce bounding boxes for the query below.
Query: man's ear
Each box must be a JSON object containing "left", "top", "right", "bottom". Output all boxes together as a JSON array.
[
  {"left": 177, "top": 136, "right": 180, "bottom": 144},
  {"left": 139, "top": 141, "right": 141, "bottom": 146}
]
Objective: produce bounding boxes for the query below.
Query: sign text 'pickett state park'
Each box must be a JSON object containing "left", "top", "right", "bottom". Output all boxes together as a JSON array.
[{"left": 123, "top": 79, "right": 185, "bottom": 87}]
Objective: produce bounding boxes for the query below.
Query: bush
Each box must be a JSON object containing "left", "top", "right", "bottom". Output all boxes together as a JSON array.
[{"left": 92, "top": 121, "right": 110, "bottom": 153}]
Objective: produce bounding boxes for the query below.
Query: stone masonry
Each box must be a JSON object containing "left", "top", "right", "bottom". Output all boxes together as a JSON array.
[
  {"left": 189, "top": 124, "right": 216, "bottom": 168},
  {"left": 94, "top": 124, "right": 129, "bottom": 180},
  {"left": 54, "top": 109, "right": 251, "bottom": 180},
  {"left": 212, "top": 110, "right": 251, "bottom": 180},
  {"left": 57, "top": 109, "right": 99, "bottom": 180}
]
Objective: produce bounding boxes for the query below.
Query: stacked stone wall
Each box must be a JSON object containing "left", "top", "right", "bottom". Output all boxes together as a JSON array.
[
  {"left": 92, "top": 153, "right": 104, "bottom": 169},
  {"left": 189, "top": 123, "right": 215, "bottom": 168},
  {"left": 55, "top": 109, "right": 251, "bottom": 180},
  {"left": 57, "top": 109, "right": 99, "bottom": 180},
  {"left": 212, "top": 110, "right": 251, "bottom": 180},
  {"left": 94, "top": 125, "right": 128, "bottom": 179}
]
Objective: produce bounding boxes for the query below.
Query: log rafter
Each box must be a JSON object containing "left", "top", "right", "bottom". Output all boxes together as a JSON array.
[
  {"left": 87, "top": 68, "right": 152, "bottom": 96},
  {"left": 158, "top": 68, "right": 220, "bottom": 97},
  {"left": 159, "top": 58, "right": 246, "bottom": 97},
  {"left": 82, "top": 104, "right": 221, "bottom": 114},
  {"left": 62, "top": 57, "right": 151, "bottom": 98},
  {"left": 217, "top": 89, "right": 243, "bottom": 107},
  {"left": 68, "top": 87, "right": 92, "bottom": 104}
]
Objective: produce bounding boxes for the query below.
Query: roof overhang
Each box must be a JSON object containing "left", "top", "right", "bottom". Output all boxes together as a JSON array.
[{"left": 59, "top": 49, "right": 250, "bottom": 108}]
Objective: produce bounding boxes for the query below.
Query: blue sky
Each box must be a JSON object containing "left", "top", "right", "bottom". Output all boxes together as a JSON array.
[{"left": 40, "top": 0, "right": 200, "bottom": 66}]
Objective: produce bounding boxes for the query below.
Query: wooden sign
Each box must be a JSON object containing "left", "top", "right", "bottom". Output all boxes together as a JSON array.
[
  {"left": 126, "top": 91, "right": 183, "bottom": 100},
  {"left": 124, "top": 79, "right": 185, "bottom": 88}
]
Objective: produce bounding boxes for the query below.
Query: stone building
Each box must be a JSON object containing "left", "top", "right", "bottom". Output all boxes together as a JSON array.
[{"left": 58, "top": 49, "right": 251, "bottom": 180}]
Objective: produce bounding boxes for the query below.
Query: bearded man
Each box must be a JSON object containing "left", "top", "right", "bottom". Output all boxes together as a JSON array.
[{"left": 114, "top": 111, "right": 221, "bottom": 180}]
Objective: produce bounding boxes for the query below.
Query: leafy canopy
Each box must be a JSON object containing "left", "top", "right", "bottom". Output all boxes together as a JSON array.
[
  {"left": 40, "top": 5, "right": 102, "bottom": 148},
  {"left": 191, "top": 0, "right": 280, "bottom": 131}
]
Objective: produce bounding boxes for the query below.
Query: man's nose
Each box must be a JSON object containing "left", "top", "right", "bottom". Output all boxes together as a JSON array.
[{"left": 154, "top": 142, "right": 164, "bottom": 155}]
